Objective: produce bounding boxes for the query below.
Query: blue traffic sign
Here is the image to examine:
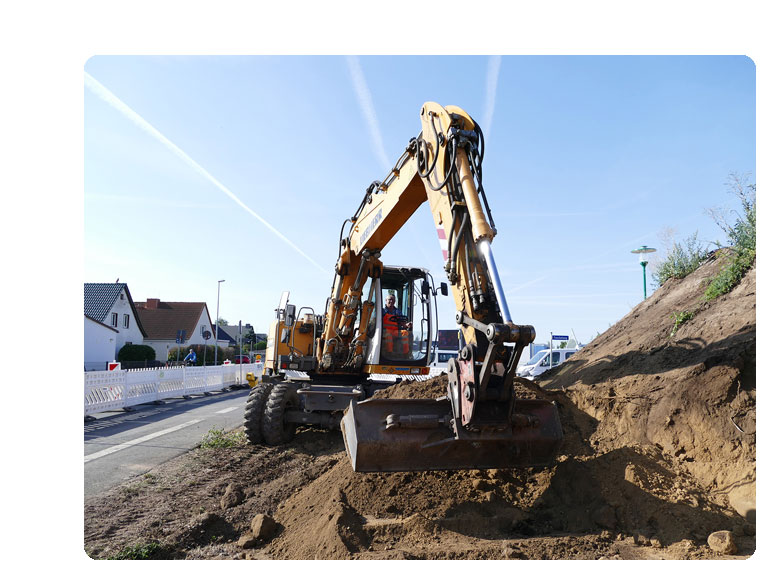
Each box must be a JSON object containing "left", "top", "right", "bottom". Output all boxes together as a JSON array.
[{"left": 552, "top": 335, "right": 569, "bottom": 341}]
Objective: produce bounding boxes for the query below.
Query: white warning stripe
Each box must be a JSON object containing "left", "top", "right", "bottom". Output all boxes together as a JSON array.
[{"left": 84, "top": 419, "right": 203, "bottom": 463}]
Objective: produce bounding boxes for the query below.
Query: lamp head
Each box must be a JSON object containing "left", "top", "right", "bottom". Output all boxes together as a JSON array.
[{"left": 631, "top": 245, "right": 657, "bottom": 265}]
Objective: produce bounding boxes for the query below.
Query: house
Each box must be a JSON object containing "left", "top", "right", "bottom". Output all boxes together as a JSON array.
[
  {"left": 84, "top": 283, "right": 147, "bottom": 370},
  {"left": 221, "top": 323, "right": 255, "bottom": 345},
  {"left": 216, "top": 326, "right": 235, "bottom": 349},
  {"left": 84, "top": 315, "right": 119, "bottom": 371},
  {"left": 134, "top": 298, "right": 214, "bottom": 362}
]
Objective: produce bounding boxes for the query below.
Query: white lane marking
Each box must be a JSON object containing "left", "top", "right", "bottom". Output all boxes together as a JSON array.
[
  {"left": 215, "top": 406, "right": 239, "bottom": 414},
  {"left": 84, "top": 419, "right": 203, "bottom": 463}
]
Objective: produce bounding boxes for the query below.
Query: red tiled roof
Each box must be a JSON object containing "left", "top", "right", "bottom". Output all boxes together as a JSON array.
[{"left": 134, "top": 301, "right": 211, "bottom": 342}]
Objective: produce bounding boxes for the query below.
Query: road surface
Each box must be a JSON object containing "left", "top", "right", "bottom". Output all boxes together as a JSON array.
[{"left": 84, "top": 388, "right": 249, "bottom": 499}]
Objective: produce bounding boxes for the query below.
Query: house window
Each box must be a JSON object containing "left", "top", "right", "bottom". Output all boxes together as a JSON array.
[
  {"left": 123, "top": 314, "right": 130, "bottom": 329},
  {"left": 111, "top": 312, "right": 118, "bottom": 327}
]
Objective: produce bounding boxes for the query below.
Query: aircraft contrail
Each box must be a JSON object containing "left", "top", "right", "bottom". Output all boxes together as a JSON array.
[
  {"left": 346, "top": 56, "right": 392, "bottom": 172},
  {"left": 482, "top": 55, "right": 501, "bottom": 143},
  {"left": 84, "top": 72, "right": 328, "bottom": 274}
]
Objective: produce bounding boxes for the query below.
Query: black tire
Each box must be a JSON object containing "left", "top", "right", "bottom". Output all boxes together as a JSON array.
[
  {"left": 263, "top": 382, "right": 300, "bottom": 445},
  {"left": 243, "top": 382, "right": 274, "bottom": 445}
]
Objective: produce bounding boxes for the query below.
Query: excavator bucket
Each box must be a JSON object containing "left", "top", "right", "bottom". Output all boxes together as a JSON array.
[{"left": 341, "top": 397, "right": 563, "bottom": 472}]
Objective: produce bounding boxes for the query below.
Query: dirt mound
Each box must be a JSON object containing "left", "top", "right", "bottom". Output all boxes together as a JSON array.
[
  {"left": 263, "top": 379, "right": 746, "bottom": 559},
  {"left": 371, "top": 374, "right": 448, "bottom": 399},
  {"left": 539, "top": 255, "right": 756, "bottom": 519},
  {"left": 265, "top": 442, "right": 739, "bottom": 559}
]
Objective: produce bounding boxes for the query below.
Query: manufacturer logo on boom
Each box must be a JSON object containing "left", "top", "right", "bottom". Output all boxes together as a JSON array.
[{"left": 360, "top": 209, "right": 383, "bottom": 246}]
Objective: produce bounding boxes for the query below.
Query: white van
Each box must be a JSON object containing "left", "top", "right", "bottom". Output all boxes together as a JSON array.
[
  {"left": 429, "top": 329, "right": 462, "bottom": 372},
  {"left": 517, "top": 348, "right": 579, "bottom": 379}
]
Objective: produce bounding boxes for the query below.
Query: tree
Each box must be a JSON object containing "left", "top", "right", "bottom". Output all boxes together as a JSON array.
[{"left": 215, "top": 317, "right": 229, "bottom": 326}]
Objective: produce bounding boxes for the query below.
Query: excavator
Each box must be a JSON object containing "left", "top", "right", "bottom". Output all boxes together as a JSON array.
[{"left": 243, "top": 102, "right": 562, "bottom": 472}]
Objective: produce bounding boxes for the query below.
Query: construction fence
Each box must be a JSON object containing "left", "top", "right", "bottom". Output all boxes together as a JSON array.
[{"left": 84, "top": 364, "right": 257, "bottom": 417}]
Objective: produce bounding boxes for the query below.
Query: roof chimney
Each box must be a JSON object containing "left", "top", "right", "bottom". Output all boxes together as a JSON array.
[{"left": 146, "top": 298, "right": 160, "bottom": 309}]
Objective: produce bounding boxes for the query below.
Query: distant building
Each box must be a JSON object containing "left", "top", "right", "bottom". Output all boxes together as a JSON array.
[
  {"left": 84, "top": 283, "right": 147, "bottom": 370},
  {"left": 221, "top": 323, "right": 255, "bottom": 345},
  {"left": 134, "top": 298, "right": 214, "bottom": 362},
  {"left": 216, "top": 326, "right": 236, "bottom": 347}
]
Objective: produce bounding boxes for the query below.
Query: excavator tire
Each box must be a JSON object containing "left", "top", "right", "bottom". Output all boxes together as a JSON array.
[
  {"left": 243, "top": 382, "right": 274, "bottom": 445},
  {"left": 262, "top": 382, "right": 300, "bottom": 446}
]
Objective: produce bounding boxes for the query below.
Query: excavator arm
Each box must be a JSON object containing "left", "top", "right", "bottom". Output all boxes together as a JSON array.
[
  {"left": 320, "top": 103, "right": 528, "bottom": 371},
  {"left": 324, "top": 102, "right": 563, "bottom": 471}
]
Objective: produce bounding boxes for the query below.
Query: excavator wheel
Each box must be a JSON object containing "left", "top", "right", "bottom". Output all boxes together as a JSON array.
[
  {"left": 262, "top": 382, "right": 300, "bottom": 445},
  {"left": 243, "top": 382, "right": 274, "bottom": 445}
]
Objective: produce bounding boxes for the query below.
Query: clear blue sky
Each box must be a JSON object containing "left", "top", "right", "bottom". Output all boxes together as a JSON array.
[{"left": 84, "top": 55, "right": 755, "bottom": 345}]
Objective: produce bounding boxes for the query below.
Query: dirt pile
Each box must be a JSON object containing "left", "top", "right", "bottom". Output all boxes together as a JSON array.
[
  {"left": 261, "top": 376, "right": 748, "bottom": 559},
  {"left": 84, "top": 254, "right": 756, "bottom": 560},
  {"left": 539, "top": 255, "right": 756, "bottom": 519}
]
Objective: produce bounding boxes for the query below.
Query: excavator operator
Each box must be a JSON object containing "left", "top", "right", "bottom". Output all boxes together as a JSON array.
[{"left": 382, "top": 293, "right": 411, "bottom": 357}]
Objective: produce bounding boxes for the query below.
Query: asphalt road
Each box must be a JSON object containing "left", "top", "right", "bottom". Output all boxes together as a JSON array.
[{"left": 84, "top": 387, "right": 250, "bottom": 499}]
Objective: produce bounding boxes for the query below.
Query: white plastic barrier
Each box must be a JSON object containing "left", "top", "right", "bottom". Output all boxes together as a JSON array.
[{"left": 84, "top": 364, "right": 257, "bottom": 417}]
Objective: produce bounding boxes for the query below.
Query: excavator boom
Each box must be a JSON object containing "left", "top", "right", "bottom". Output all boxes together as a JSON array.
[{"left": 333, "top": 102, "right": 563, "bottom": 471}]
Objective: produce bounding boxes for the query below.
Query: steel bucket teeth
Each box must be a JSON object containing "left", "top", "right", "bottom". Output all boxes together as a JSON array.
[{"left": 341, "top": 397, "right": 563, "bottom": 472}]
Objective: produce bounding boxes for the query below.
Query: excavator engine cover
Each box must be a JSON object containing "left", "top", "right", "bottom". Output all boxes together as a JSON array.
[{"left": 341, "top": 395, "right": 563, "bottom": 472}]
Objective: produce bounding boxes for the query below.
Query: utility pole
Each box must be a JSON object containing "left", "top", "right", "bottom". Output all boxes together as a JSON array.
[{"left": 215, "top": 279, "right": 225, "bottom": 366}]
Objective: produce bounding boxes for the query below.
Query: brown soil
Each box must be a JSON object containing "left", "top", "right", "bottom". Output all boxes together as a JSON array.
[{"left": 84, "top": 254, "right": 756, "bottom": 559}]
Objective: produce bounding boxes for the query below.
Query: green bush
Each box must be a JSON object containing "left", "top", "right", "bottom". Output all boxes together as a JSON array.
[
  {"left": 704, "top": 177, "right": 756, "bottom": 300},
  {"left": 705, "top": 248, "right": 755, "bottom": 301},
  {"left": 117, "top": 344, "right": 157, "bottom": 362},
  {"left": 168, "top": 346, "right": 187, "bottom": 361},
  {"left": 652, "top": 232, "right": 709, "bottom": 286}
]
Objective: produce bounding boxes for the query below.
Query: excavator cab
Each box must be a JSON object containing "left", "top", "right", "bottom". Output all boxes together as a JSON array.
[{"left": 369, "top": 266, "right": 434, "bottom": 370}]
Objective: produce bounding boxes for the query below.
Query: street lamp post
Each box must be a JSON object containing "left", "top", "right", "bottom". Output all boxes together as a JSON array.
[
  {"left": 215, "top": 279, "right": 225, "bottom": 366},
  {"left": 630, "top": 246, "right": 657, "bottom": 300}
]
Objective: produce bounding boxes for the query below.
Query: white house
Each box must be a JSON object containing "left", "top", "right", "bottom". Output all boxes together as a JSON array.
[
  {"left": 84, "top": 315, "right": 119, "bottom": 371},
  {"left": 84, "top": 283, "right": 147, "bottom": 369},
  {"left": 134, "top": 298, "right": 215, "bottom": 362}
]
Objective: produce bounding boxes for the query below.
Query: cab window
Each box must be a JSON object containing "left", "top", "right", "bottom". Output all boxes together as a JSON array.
[{"left": 380, "top": 275, "right": 429, "bottom": 363}]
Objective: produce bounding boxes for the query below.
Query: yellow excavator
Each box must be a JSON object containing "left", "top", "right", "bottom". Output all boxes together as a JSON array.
[{"left": 244, "top": 102, "right": 562, "bottom": 472}]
